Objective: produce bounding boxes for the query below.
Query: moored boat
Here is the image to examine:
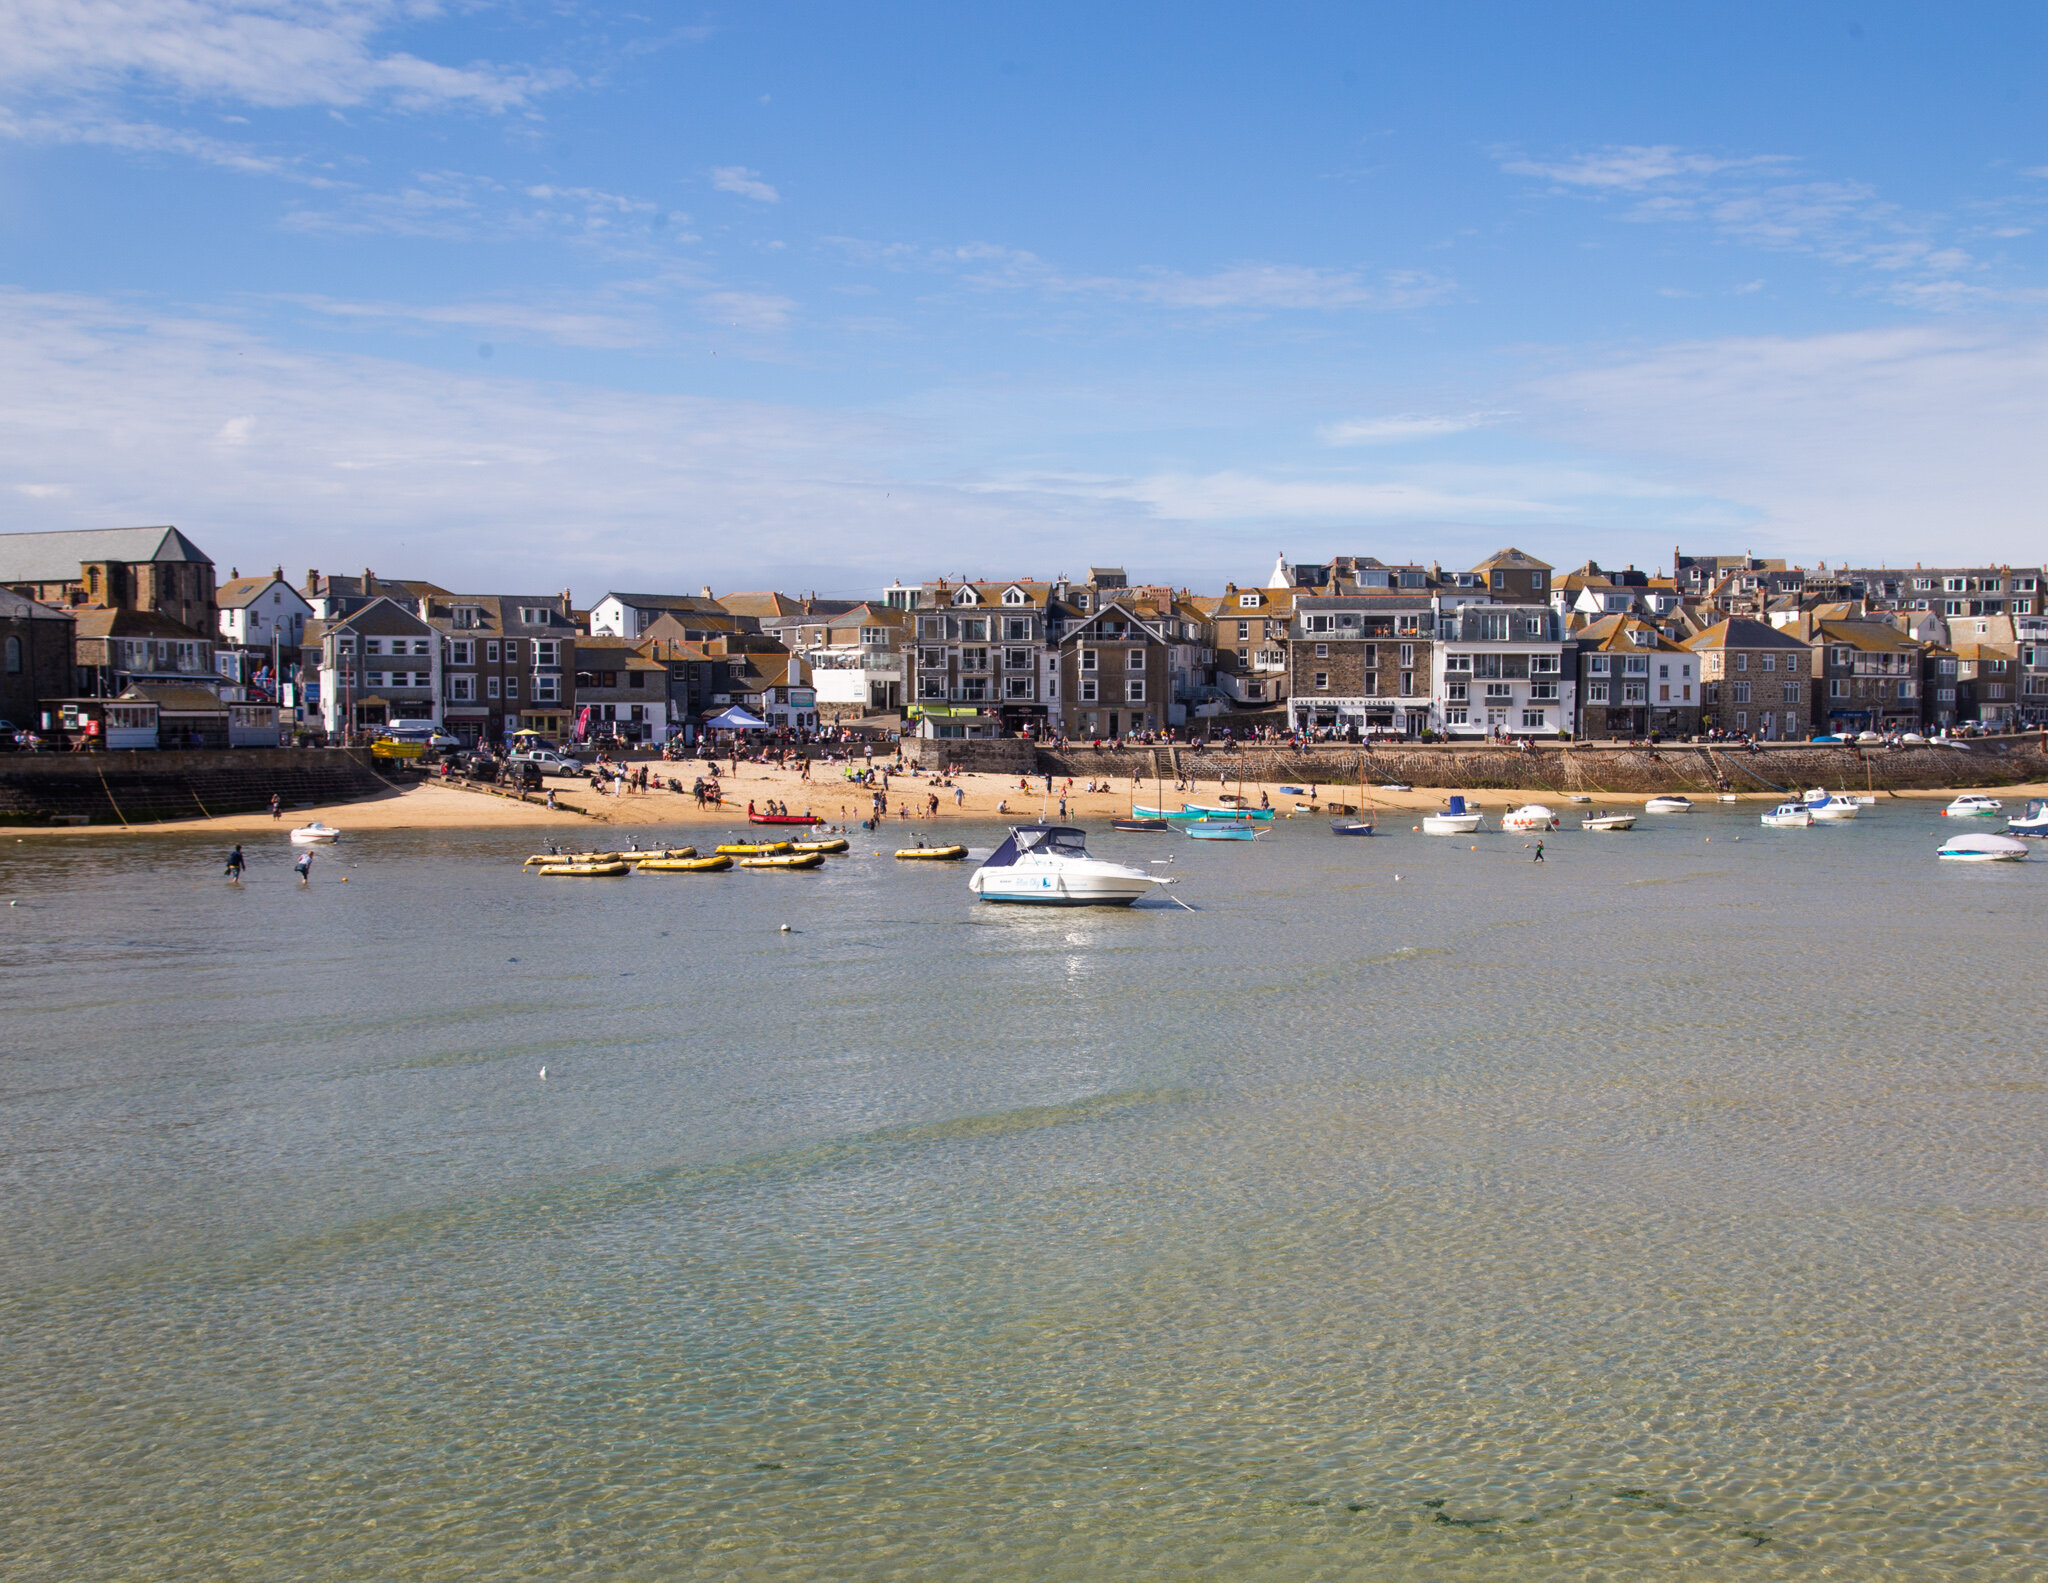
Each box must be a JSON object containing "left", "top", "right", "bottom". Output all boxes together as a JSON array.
[
  {"left": 1937, "top": 833, "right": 2029, "bottom": 862},
  {"left": 1761, "top": 802, "right": 1815, "bottom": 828},
  {"left": 1942, "top": 794, "right": 2004, "bottom": 818},
  {"left": 741, "top": 852, "right": 826, "bottom": 870},
  {"left": 1329, "top": 819, "right": 1375, "bottom": 836},
  {"left": 1581, "top": 812, "right": 1636, "bottom": 831},
  {"left": 636, "top": 854, "right": 732, "bottom": 872},
  {"left": 1182, "top": 820, "right": 1259, "bottom": 840},
  {"left": 289, "top": 822, "right": 341, "bottom": 844},
  {"left": 747, "top": 811, "right": 823, "bottom": 826},
  {"left": 790, "top": 837, "right": 850, "bottom": 853},
  {"left": 1501, "top": 803, "right": 1560, "bottom": 832},
  {"left": 1644, "top": 796, "right": 1693, "bottom": 814},
  {"left": 1112, "top": 817, "right": 1170, "bottom": 832},
  {"left": 1802, "top": 788, "right": 1860, "bottom": 820},
  {"left": 1182, "top": 802, "right": 1276, "bottom": 821},
  {"left": 968, "top": 824, "right": 1176, "bottom": 905},
  {"left": 715, "top": 840, "right": 794, "bottom": 856},
  {"left": 1421, "top": 795, "right": 1483, "bottom": 836},
  {"left": 894, "top": 843, "right": 968, "bottom": 861},
  {"left": 535, "top": 859, "right": 632, "bottom": 877},
  {"left": 2006, "top": 799, "right": 2048, "bottom": 837},
  {"left": 526, "top": 850, "right": 623, "bottom": 865}
]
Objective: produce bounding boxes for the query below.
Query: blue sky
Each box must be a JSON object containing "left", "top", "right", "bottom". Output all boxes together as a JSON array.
[{"left": 3, "top": 2, "right": 2047, "bottom": 597}]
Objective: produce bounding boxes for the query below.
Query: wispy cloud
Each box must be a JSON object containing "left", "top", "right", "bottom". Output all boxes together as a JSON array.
[
  {"left": 710, "top": 165, "right": 780, "bottom": 203},
  {"left": 1498, "top": 142, "right": 2008, "bottom": 308},
  {"left": 281, "top": 170, "right": 688, "bottom": 248},
  {"left": 696, "top": 291, "right": 795, "bottom": 332},
  {"left": 1319, "top": 411, "right": 1506, "bottom": 445},
  {"left": 0, "top": 0, "right": 556, "bottom": 112},
  {"left": 281, "top": 293, "right": 652, "bottom": 349}
]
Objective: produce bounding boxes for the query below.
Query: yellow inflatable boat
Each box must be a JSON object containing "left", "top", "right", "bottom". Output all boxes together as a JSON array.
[
  {"left": 636, "top": 854, "right": 731, "bottom": 873},
  {"left": 535, "top": 860, "right": 632, "bottom": 877},
  {"left": 525, "top": 850, "right": 622, "bottom": 866},
  {"left": 894, "top": 844, "right": 968, "bottom": 861},
  {"left": 739, "top": 852, "right": 825, "bottom": 870},
  {"left": 715, "top": 840, "right": 794, "bottom": 856},
  {"left": 790, "top": 838, "right": 849, "bottom": 854}
]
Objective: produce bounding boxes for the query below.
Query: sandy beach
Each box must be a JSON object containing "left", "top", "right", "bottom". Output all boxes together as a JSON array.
[{"left": 40, "top": 761, "right": 2048, "bottom": 837}]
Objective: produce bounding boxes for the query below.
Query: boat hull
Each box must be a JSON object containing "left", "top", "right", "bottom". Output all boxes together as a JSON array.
[
  {"left": 1644, "top": 798, "right": 1693, "bottom": 814},
  {"left": 1421, "top": 814, "right": 1483, "bottom": 835},
  {"left": 1182, "top": 803, "right": 1275, "bottom": 821},
  {"left": 1330, "top": 822, "right": 1375, "bottom": 836}
]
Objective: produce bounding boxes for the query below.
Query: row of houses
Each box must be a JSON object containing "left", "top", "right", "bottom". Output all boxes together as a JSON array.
[{"left": 2, "top": 526, "right": 2042, "bottom": 747}]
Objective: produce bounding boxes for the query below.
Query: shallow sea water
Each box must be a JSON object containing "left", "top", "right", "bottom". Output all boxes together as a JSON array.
[{"left": 2, "top": 803, "right": 2045, "bottom": 1579}]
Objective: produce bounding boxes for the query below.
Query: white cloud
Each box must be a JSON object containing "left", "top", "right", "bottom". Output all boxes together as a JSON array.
[
  {"left": 216, "top": 415, "right": 255, "bottom": 444},
  {"left": 696, "top": 291, "right": 795, "bottom": 332},
  {"left": 0, "top": 0, "right": 550, "bottom": 112},
  {"left": 1319, "top": 412, "right": 1505, "bottom": 445},
  {"left": 1531, "top": 324, "right": 2048, "bottom": 559},
  {"left": 1500, "top": 144, "right": 1790, "bottom": 191},
  {"left": 283, "top": 293, "right": 651, "bottom": 349},
  {"left": 710, "top": 165, "right": 779, "bottom": 203},
  {"left": 14, "top": 483, "right": 69, "bottom": 497}
]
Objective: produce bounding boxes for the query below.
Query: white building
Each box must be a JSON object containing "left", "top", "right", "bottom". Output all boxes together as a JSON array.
[
  {"left": 217, "top": 571, "right": 313, "bottom": 650},
  {"left": 1432, "top": 603, "right": 1575, "bottom": 738},
  {"left": 588, "top": 591, "right": 732, "bottom": 640}
]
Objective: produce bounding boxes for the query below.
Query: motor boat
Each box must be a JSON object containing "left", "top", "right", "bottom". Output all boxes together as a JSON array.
[
  {"left": 1182, "top": 820, "right": 1259, "bottom": 841},
  {"left": 1942, "top": 794, "right": 2003, "bottom": 818},
  {"left": 2006, "top": 799, "right": 2048, "bottom": 837},
  {"left": 1938, "top": 833, "right": 2029, "bottom": 862},
  {"left": 1566, "top": 794, "right": 1592, "bottom": 804},
  {"left": 969, "top": 824, "right": 1179, "bottom": 904},
  {"left": 1501, "top": 804, "right": 1560, "bottom": 832},
  {"left": 1802, "top": 788, "right": 1861, "bottom": 820},
  {"left": 1380, "top": 782, "right": 1413, "bottom": 793},
  {"left": 1761, "top": 802, "right": 1815, "bottom": 828},
  {"left": 1644, "top": 796, "right": 1693, "bottom": 814},
  {"left": 289, "top": 822, "right": 341, "bottom": 844},
  {"left": 1422, "top": 796, "right": 1484, "bottom": 836},
  {"left": 1581, "top": 812, "right": 1636, "bottom": 832}
]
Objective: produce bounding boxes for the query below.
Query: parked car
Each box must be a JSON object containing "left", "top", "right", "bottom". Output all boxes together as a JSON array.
[{"left": 508, "top": 747, "right": 586, "bottom": 777}]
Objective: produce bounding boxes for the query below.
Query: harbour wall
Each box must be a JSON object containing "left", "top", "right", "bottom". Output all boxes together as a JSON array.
[
  {"left": 920, "top": 738, "right": 2048, "bottom": 796},
  {"left": 0, "top": 749, "right": 400, "bottom": 826}
]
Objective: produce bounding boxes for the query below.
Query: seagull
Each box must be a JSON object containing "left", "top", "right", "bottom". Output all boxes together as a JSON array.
[{"left": 538, "top": 1066, "right": 547, "bottom": 1081}]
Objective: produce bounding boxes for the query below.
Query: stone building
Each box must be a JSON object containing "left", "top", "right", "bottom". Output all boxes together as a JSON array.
[
  {"left": 1286, "top": 593, "right": 1438, "bottom": 735},
  {"left": 0, "top": 525, "right": 217, "bottom": 634},
  {"left": 1574, "top": 615, "right": 1700, "bottom": 738},
  {"left": 1684, "top": 617, "right": 1815, "bottom": 739},
  {"left": 0, "top": 592, "right": 75, "bottom": 731}
]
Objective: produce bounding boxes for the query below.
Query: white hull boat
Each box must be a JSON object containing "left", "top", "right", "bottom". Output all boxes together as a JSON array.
[
  {"left": 969, "top": 824, "right": 1176, "bottom": 906},
  {"left": 1942, "top": 795, "right": 2004, "bottom": 818},
  {"left": 1938, "top": 833, "right": 2029, "bottom": 862},
  {"left": 1761, "top": 803, "right": 1815, "bottom": 828},
  {"left": 1644, "top": 796, "right": 1694, "bottom": 814},
  {"left": 1422, "top": 796, "right": 1483, "bottom": 836},
  {"left": 1581, "top": 813, "right": 1636, "bottom": 831},
  {"left": 1803, "top": 790, "right": 1861, "bottom": 820},
  {"left": 289, "top": 822, "right": 341, "bottom": 844},
  {"left": 1501, "top": 803, "right": 1560, "bottom": 832},
  {"left": 2006, "top": 799, "right": 2048, "bottom": 837}
]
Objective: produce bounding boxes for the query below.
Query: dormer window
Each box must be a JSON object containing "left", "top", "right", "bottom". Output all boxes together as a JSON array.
[
  {"left": 1075, "top": 593, "right": 1090, "bottom": 610},
  {"left": 1237, "top": 593, "right": 1260, "bottom": 608},
  {"left": 1003, "top": 587, "right": 1027, "bottom": 605},
  {"left": 953, "top": 587, "right": 978, "bottom": 606}
]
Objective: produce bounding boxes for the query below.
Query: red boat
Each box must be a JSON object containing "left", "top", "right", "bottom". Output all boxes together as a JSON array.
[{"left": 748, "top": 811, "right": 823, "bottom": 826}]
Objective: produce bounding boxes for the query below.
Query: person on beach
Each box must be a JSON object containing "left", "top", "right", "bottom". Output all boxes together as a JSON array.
[
  {"left": 295, "top": 850, "right": 314, "bottom": 885},
  {"left": 269, "top": 794, "right": 281, "bottom": 820},
  {"left": 1532, "top": 841, "right": 1545, "bottom": 864},
  {"left": 224, "top": 845, "right": 245, "bottom": 882}
]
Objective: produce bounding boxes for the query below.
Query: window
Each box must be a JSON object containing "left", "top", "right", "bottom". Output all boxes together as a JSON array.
[
  {"left": 1314, "top": 672, "right": 1329, "bottom": 690},
  {"left": 1587, "top": 655, "right": 1611, "bottom": 675},
  {"left": 1080, "top": 677, "right": 1098, "bottom": 702},
  {"left": 1447, "top": 681, "right": 1468, "bottom": 702},
  {"left": 1003, "top": 588, "right": 1027, "bottom": 605},
  {"left": 1945, "top": 577, "right": 1966, "bottom": 593},
  {"left": 1491, "top": 571, "right": 1506, "bottom": 589},
  {"left": 1530, "top": 682, "right": 1559, "bottom": 701},
  {"left": 1445, "top": 707, "right": 1469, "bottom": 726},
  {"left": 1782, "top": 682, "right": 1801, "bottom": 703},
  {"left": 485, "top": 640, "right": 500, "bottom": 662},
  {"left": 534, "top": 639, "right": 559, "bottom": 667},
  {"left": 1315, "top": 643, "right": 1329, "bottom": 658},
  {"left": 1398, "top": 643, "right": 1415, "bottom": 667},
  {"left": 1237, "top": 593, "right": 1259, "bottom": 608},
  {"left": 918, "top": 677, "right": 945, "bottom": 700},
  {"left": 1761, "top": 654, "right": 1776, "bottom": 671},
  {"left": 1080, "top": 649, "right": 1098, "bottom": 672},
  {"left": 1129, "top": 647, "right": 1147, "bottom": 668},
  {"left": 1622, "top": 682, "right": 1648, "bottom": 703},
  {"left": 1128, "top": 679, "right": 1146, "bottom": 702},
  {"left": 1735, "top": 653, "right": 1748, "bottom": 671},
  {"left": 363, "top": 638, "right": 382, "bottom": 656},
  {"left": 1005, "top": 677, "right": 1034, "bottom": 699},
  {"left": 1732, "top": 681, "right": 1751, "bottom": 703},
  {"left": 505, "top": 675, "right": 519, "bottom": 700},
  {"left": 1586, "top": 682, "right": 1609, "bottom": 703},
  {"left": 960, "top": 618, "right": 987, "bottom": 642},
  {"left": 1898, "top": 680, "right": 1915, "bottom": 700},
  {"left": 1530, "top": 654, "right": 1559, "bottom": 674},
  {"left": 2018, "top": 600, "right": 2035, "bottom": 615},
  {"left": 1623, "top": 656, "right": 1649, "bottom": 676},
  {"left": 411, "top": 640, "right": 429, "bottom": 656},
  {"left": 487, "top": 676, "right": 501, "bottom": 699},
  {"left": 960, "top": 647, "right": 989, "bottom": 672},
  {"left": 449, "top": 639, "right": 473, "bottom": 665},
  {"left": 3, "top": 636, "right": 16, "bottom": 673},
  {"left": 1531, "top": 572, "right": 1545, "bottom": 589},
  {"left": 1830, "top": 679, "right": 1849, "bottom": 698},
  {"left": 449, "top": 675, "right": 474, "bottom": 702},
  {"left": 1658, "top": 663, "right": 1670, "bottom": 679},
  {"left": 1075, "top": 594, "right": 1091, "bottom": 610},
  {"left": 517, "top": 606, "right": 552, "bottom": 625},
  {"left": 1484, "top": 682, "right": 1512, "bottom": 700},
  {"left": 1446, "top": 653, "right": 1471, "bottom": 672},
  {"left": 1945, "top": 600, "right": 1966, "bottom": 616},
  {"left": 1003, "top": 648, "right": 1028, "bottom": 669}
]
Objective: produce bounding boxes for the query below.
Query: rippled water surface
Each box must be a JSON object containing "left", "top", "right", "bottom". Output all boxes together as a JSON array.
[{"left": 4, "top": 805, "right": 2046, "bottom": 1579}]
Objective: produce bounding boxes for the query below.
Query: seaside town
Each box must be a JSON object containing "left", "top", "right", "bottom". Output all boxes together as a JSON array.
[{"left": 2, "top": 525, "right": 2045, "bottom": 760}]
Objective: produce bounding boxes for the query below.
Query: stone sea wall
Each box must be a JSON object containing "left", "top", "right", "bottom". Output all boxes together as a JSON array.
[
  {"left": 0, "top": 749, "right": 400, "bottom": 826},
  {"left": 1003, "top": 739, "right": 2048, "bottom": 795}
]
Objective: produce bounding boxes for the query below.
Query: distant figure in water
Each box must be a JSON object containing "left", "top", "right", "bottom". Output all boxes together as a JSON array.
[
  {"left": 295, "top": 850, "right": 314, "bottom": 885},
  {"left": 224, "top": 845, "right": 245, "bottom": 882},
  {"left": 1532, "top": 841, "right": 1545, "bottom": 864}
]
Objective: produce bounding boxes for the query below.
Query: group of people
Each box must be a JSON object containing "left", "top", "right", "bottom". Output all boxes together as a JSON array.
[{"left": 222, "top": 844, "right": 317, "bottom": 885}]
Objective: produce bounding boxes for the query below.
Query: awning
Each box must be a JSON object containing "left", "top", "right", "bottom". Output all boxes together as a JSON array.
[
  {"left": 906, "top": 704, "right": 988, "bottom": 719},
  {"left": 704, "top": 705, "right": 771, "bottom": 729}
]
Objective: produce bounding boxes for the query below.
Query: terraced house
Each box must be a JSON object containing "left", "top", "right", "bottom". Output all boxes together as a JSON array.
[
  {"left": 1574, "top": 614, "right": 1699, "bottom": 738},
  {"left": 908, "top": 578, "right": 1057, "bottom": 738},
  {"left": 313, "top": 596, "right": 442, "bottom": 739},
  {"left": 420, "top": 593, "right": 577, "bottom": 746},
  {"left": 1430, "top": 602, "right": 1573, "bottom": 738},
  {"left": 1286, "top": 593, "right": 1437, "bottom": 736},
  {"left": 1684, "top": 618, "right": 1813, "bottom": 739},
  {"left": 1054, "top": 597, "right": 1173, "bottom": 739}
]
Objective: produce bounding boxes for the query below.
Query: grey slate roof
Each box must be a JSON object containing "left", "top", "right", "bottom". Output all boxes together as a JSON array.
[{"left": 0, "top": 527, "right": 210, "bottom": 582}]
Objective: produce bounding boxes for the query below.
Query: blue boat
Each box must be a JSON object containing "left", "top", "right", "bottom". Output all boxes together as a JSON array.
[
  {"left": 1182, "top": 802, "right": 1276, "bottom": 821},
  {"left": 1132, "top": 804, "right": 1205, "bottom": 820},
  {"left": 1182, "top": 819, "right": 1259, "bottom": 841},
  {"left": 1330, "top": 820, "right": 1374, "bottom": 836}
]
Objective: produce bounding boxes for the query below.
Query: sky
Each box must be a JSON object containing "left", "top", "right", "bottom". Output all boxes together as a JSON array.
[{"left": 2, "top": 1, "right": 2047, "bottom": 598}]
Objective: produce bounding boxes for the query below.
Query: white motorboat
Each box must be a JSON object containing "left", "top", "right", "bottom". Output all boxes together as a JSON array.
[
  {"left": 968, "top": 824, "right": 1177, "bottom": 906},
  {"left": 1761, "top": 802, "right": 1815, "bottom": 828},
  {"left": 1802, "top": 788, "right": 1861, "bottom": 820},
  {"left": 289, "top": 822, "right": 341, "bottom": 844},
  {"left": 1501, "top": 803, "right": 1560, "bottom": 832},
  {"left": 1581, "top": 811, "right": 1636, "bottom": 831},
  {"left": 1644, "top": 796, "right": 1693, "bottom": 814},
  {"left": 1566, "top": 794, "right": 1592, "bottom": 804},
  {"left": 1937, "top": 833, "right": 2029, "bottom": 862},
  {"left": 2006, "top": 799, "right": 2048, "bottom": 837},
  {"left": 1941, "top": 794, "right": 2003, "bottom": 818},
  {"left": 1380, "top": 782, "right": 1413, "bottom": 793},
  {"left": 1421, "top": 795, "right": 1484, "bottom": 836}
]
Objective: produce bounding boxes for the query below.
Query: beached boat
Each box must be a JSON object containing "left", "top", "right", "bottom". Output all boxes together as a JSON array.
[
  {"left": 894, "top": 843, "right": 968, "bottom": 861},
  {"left": 1182, "top": 820, "right": 1259, "bottom": 841},
  {"left": 969, "top": 824, "right": 1177, "bottom": 906},
  {"left": 715, "top": 840, "right": 794, "bottom": 856},
  {"left": 741, "top": 852, "right": 826, "bottom": 870},
  {"left": 1380, "top": 782, "right": 1413, "bottom": 793},
  {"left": 790, "top": 838, "right": 850, "bottom": 853},
  {"left": 289, "top": 822, "right": 341, "bottom": 844},
  {"left": 1501, "top": 803, "right": 1560, "bottom": 832},
  {"left": 1422, "top": 796, "right": 1483, "bottom": 836},
  {"left": 1761, "top": 802, "right": 1815, "bottom": 828},
  {"left": 636, "top": 854, "right": 732, "bottom": 873},
  {"left": 1566, "top": 794, "right": 1592, "bottom": 804},
  {"left": 1182, "top": 802, "right": 1276, "bottom": 821},
  {"left": 2006, "top": 799, "right": 2048, "bottom": 837},
  {"left": 1644, "top": 796, "right": 1693, "bottom": 814},
  {"left": 747, "top": 811, "right": 823, "bottom": 826},
  {"left": 1581, "top": 812, "right": 1636, "bottom": 831},
  {"left": 1802, "top": 788, "right": 1861, "bottom": 820},
  {"left": 1942, "top": 794, "right": 2004, "bottom": 818},
  {"left": 1937, "top": 832, "right": 2029, "bottom": 862},
  {"left": 535, "top": 859, "right": 631, "bottom": 877}
]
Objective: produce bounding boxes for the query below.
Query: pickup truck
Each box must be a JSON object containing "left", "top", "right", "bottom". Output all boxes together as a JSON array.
[{"left": 507, "top": 747, "right": 586, "bottom": 777}]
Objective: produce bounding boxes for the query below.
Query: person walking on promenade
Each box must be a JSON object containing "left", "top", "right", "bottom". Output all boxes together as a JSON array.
[
  {"left": 224, "top": 844, "right": 245, "bottom": 883},
  {"left": 1532, "top": 840, "right": 1545, "bottom": 864}
]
